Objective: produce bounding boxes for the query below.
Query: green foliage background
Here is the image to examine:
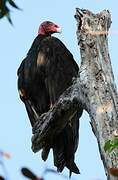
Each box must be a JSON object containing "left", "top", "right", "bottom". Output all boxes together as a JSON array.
[{"left": 0, "top": 0, "right": 20, "bottom": 24}]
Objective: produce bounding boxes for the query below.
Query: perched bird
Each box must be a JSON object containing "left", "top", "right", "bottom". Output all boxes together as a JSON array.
[{"left": 17, "top": 21, "right": 82, "bottom": 176}]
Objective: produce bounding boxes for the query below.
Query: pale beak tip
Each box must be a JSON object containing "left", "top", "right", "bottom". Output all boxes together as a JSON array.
[{"left": 57, "top": 27, "right": 62, "bottom": 33}]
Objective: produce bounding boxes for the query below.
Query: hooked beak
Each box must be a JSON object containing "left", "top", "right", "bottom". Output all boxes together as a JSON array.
[{"left": 56, "top": 27, "right": 62, "bottom": 33}]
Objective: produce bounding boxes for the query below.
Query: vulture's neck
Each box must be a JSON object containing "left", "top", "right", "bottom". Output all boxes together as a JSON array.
[{"left": 27, "top": 34, "right": 51, "bottom": 55}]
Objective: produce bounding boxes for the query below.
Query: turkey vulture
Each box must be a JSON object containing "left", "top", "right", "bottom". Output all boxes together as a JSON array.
[{"left": 17, "top": 21, "right": 82, "bottom": 176}]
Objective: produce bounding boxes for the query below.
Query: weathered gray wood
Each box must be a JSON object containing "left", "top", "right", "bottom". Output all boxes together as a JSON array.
[
  {"left": 31, "top": 8, "right": 118, "bottom": 179},
  {"left": 32, "top": 78, "right": 84, "bottom": 152},
  {"left": 75, "top": 8, "right": 118, "bottom": 180}
]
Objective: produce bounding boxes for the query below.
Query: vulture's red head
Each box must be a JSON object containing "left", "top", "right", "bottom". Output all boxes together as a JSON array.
[{"left": 38, "top": 21, "right": 61, "bottom": 35}]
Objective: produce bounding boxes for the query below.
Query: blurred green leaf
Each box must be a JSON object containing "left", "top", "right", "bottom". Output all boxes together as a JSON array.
[
  {"left": 104, "top": 138, "right": 118, "bottom": 154},
  {"left": 113, "top": 138, "right": 118, "bottom": 146},
  {"left": 0, "top": 0, "right": 21, "bottom": 24},
  {"left": 104, "top": 140, "right": 112, "bottom": 152},
  {"left": 0, "top": 5, "right": 10, "bottom": 19},
  {"left": 8, "top": 0, "right": 21, "bottom": 10},
  {"left": 6, "top": 12, "right": 12, "bottom": 24}
]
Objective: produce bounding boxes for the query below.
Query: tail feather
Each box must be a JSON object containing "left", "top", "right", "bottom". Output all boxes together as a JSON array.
[
  {"left": 41, "top": 146, "right": 50, "bottom": 161},
  {"left": 24, "top": 100, "right": 38, "bottom": 127},
  {"left": 67, "top": 161, "right": 80, "bottom": 178},
  {"left": 53, "top": 135, "right": 66, "bottom": 172},
  {"left": 52, "top": 112, "right": 80, "bottom": 176}
]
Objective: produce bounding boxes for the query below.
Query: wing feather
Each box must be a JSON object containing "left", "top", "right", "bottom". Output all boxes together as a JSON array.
[
  {"left": 40, "top": 37, "right": 80, "bottom": 175},
  {"left": 17, "top": 36, "right": 50, "bottom": 126},
  {"left": 17, "top": 35, "right": 81, "bottom": 175}
]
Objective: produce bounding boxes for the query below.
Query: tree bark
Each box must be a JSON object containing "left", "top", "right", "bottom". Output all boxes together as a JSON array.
[
  {"left": 32, "top": 8, "right": 118, "bottom": 180},
  {"left": 75, "top": 8, "right": 118, "bottom": 180}
]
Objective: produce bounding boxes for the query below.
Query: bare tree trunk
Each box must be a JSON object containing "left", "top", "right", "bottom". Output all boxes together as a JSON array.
[
  {"left": 32, "top": 9, "right": 118, "bottom": 180},
  {"left": 75, "top": 8, "right": 118, "bottom": 180}
]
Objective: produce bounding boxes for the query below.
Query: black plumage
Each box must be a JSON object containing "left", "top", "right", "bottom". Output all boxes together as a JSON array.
[{"left": 17, "top": 21, "right": 81, "bottom": 176}]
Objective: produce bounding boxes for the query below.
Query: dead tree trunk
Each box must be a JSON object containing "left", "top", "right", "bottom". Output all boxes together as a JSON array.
[
  {"left": 32, "top": 9, "right": 118, "bottom": 180},
  {"left": 75, "top": 8, "right": 118, "bottom": 180}
]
